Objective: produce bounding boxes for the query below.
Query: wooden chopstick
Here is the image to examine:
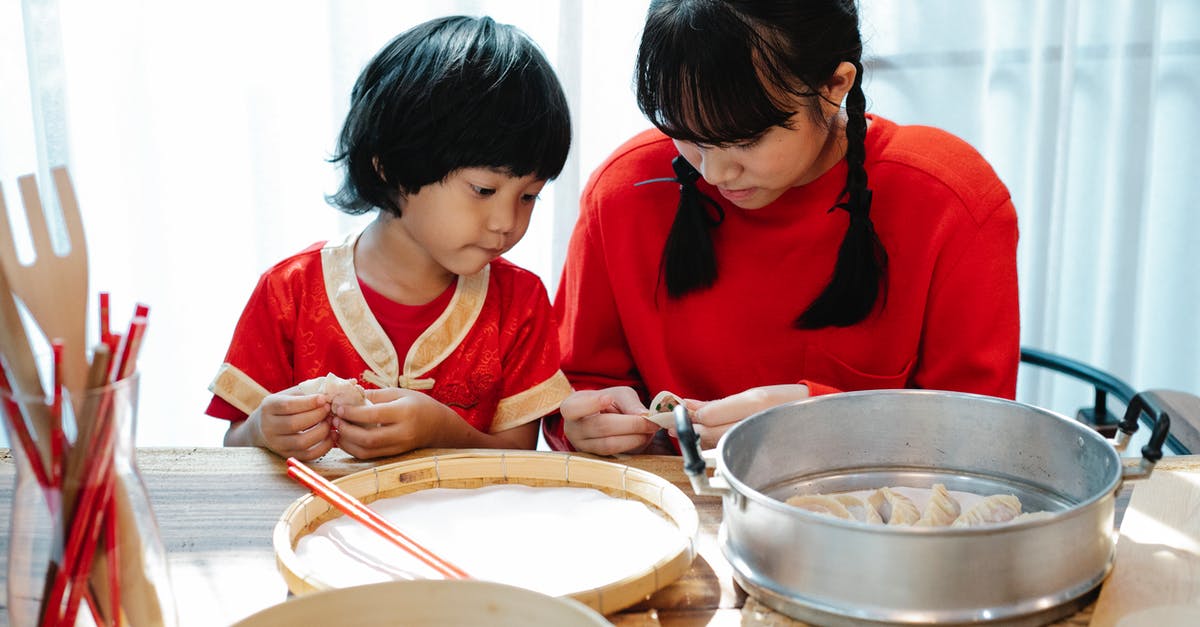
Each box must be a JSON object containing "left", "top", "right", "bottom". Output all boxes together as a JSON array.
[{"left": 285, "top": 458, "right": 470, "bottom": 580}]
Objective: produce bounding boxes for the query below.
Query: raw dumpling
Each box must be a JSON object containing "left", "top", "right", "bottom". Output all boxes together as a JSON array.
[
  {"left": 951, "top": 495, "right": 1022, "bottom": 527},
  {"left": 298, "top": 373, "right": 370, "bottom": 407},
  {"left": 645, "top": 390, "right": 683, "bottom": 429},
  {"left": 832, "top": 494, "right": 883, "bottom": 524},
  {"left": 1012, "top": 511, "right": 1054, "bottom": 523},
  {"left": 868, "top": 488, "right": 921, "bottom": 525},
  {"left": 915, "top": 484, "right": 961, "bottom": 527},
  {"left": 785, "top": 495, "right": 854, "bottom": 519}
]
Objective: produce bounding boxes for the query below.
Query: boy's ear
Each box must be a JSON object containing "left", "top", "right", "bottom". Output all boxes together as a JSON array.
[{"left": 820, "top": 61, "right": 857, "bottom": 108}]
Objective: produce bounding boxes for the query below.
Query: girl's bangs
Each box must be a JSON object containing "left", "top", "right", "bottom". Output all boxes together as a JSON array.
[{"left": 637, "top": 7, "right": 797, "bottom": 146}]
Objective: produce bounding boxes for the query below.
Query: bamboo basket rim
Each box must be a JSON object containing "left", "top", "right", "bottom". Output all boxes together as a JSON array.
[{"left": 273, "top": 451, "right": 699, "bottom": 615}]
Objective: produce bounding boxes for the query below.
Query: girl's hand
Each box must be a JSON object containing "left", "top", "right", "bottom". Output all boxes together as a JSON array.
[
  {"left": 673, "top": 384, "right": 810, "bottom": 449},
  {"left": 243, "top": 387, "right": 336, "bottom": 461},
  {"left": 560, "top": 387, "right": 661, "bottom": 456},
  {"left": 333, "top": 387, "right": 454, "bottom": 459}
]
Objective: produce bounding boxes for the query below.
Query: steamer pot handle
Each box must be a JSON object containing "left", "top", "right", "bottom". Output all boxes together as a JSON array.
[
  {"left": 674, "top": 405, "right": 729, "bottom": 496},
  {"left": 1115, "top": 392, "right": 1171, "bottom": 480},
  {"left": 674, "top": 404, "right": 706, "bottom": 477}
]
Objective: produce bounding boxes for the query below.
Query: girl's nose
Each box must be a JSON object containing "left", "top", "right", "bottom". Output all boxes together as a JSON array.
[{"left": 698, "top": 149, "right": 738, "bottom": 187}]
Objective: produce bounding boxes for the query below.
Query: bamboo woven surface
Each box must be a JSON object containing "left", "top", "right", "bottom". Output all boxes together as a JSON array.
[
  {"left": 275, "top": 451, "right": 700, "bottom": 615},
  {"left": 1, "top": 448, "right": 1197, "bottom": 626}
]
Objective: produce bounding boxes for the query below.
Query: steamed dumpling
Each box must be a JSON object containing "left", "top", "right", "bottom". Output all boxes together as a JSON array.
[
  {"left": 952, "top": 495, "right": 1022, "bottom": 527},
  {"left": 785, "top": 495, "right": 854, "bottom": 519},
  {"left": 868, "top": 488, "right": 921, "bottom": 525},
  {"left": 833, "top": 494, "right": 883, "bottom": 524},
  {"left": 915, "top": 484, "right": 961, "bottom": 527}
]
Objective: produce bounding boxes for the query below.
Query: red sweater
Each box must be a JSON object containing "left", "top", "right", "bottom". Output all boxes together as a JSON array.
[{"left": 545, "top": 116, "right": 1019, "bottom": 450}]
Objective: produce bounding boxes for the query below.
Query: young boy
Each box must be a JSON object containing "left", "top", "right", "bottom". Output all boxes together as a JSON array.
[{"left": 206, "top": 16, "right": 573, "bottom": 460}]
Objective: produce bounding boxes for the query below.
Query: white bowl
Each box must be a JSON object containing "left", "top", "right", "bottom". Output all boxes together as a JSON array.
[{"left": 231, "top": 579, "right": 612, "bottom": 627}]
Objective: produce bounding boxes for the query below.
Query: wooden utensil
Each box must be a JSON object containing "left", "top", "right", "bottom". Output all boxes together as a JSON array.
[
  {"left": 0, "top": 178, "right": 52, "bottom": 477},
  {"left": 0, "top": 166, "right": 89, "bottom": 408}
]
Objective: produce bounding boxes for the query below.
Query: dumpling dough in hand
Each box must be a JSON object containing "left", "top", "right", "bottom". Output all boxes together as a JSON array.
[
  {"left": 298, "top": 373, "right": 370, "bottom": 407},
  {"left": 868, "top": 487, "right": 921, "bottom": 525},
  {"left": 915, "top": 484, "right": 961, "bottom": 527},
  {"left": 645, "top": 390, "right": 683, "bottom": 429},
  {"left": 952, "top": 495, "right": 1022, "bottom": 527}
]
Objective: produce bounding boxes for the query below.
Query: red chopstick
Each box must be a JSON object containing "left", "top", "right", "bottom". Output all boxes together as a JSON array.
[
  {"left": 0, "top": 362, "right": 51, "bottom": 488},
  {"left": 285, "top": 458, "right": 470, "bottom": 580},
  {"left": 53, "top": 306, "right": 150, "bottom": 625},
  {"left": 51, "top": 340, "right": 65, "bottom": 487},
  {"left": 98, "top": 292, "right": 111, "bottom": 346}
]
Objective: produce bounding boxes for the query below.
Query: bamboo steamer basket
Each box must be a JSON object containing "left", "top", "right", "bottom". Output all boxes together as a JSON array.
[
  {"left": 274, "top": 451, "right": 699, "bottom": 615},
  {"left": 232, "top": 579, "right": 612, "bottom": 627}
]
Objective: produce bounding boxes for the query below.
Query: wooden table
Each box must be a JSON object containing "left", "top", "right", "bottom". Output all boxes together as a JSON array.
[{"left": 0, "top": 448, "right": 1197, "bottom": 626}]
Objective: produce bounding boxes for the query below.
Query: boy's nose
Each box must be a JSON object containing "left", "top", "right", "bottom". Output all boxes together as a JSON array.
[{"left": 487, "top": 202, "right": 518, "bottom": 234}]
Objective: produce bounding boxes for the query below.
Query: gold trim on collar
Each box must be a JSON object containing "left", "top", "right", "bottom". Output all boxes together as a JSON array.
[
  {"left": 208, "top": 363, "right": 270, "bottom": 416},
  {"left": 323, "top": 231, "right": 490, "bottom": 390},
  {"left": 322, "top": 232, "right": 399, "bottom": 385},
  {"left": 405, "top": 266, "right": 489, "bottom": 380},
  {"left": 490, "top": 370, "right": 573, "bottom": 433}
]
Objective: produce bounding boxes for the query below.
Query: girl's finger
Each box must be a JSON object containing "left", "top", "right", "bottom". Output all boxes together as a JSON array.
[{"left": 559, "top": 390, "right": 618, "bottom": 421}]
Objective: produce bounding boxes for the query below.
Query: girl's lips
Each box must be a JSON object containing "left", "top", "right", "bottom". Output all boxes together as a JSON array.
[{"left": 719, "top": 187, "right": 756, "bottom": 202}]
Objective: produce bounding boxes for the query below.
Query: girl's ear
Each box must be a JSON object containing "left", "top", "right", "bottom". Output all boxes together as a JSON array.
[{"left": 820, "top": 61, "right": 858, "bottom": 108}]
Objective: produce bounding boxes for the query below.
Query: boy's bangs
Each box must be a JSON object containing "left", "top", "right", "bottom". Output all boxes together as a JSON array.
[
  {"left": 468, "top": 66, "right": 571, "bottom": 180},
  {"left": 637, "top": 5, "right": 797, "bottom": 146}
]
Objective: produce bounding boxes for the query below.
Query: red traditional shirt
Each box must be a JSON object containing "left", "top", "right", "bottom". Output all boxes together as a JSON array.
[
  {"left": 545, "top": 116, "right": 1020, "bottom": 449},
  {"left": 207, "top": 233, "right": 571, "bottom": 434}
]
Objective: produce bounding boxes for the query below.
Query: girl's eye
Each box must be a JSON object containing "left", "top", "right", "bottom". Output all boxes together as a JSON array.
[
  {"left": 521, "top": 193, "right": 540, "bottom": 203},
  {"left": 735, "top": 136, "right": 762, "bottom": 150},
  {"left": 471, "top": 185, "right": 496, "bottom": 197}
]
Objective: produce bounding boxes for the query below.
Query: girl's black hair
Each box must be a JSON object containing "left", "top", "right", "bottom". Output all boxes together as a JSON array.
[
  {"left": 636, "top": 0, "right": 887, "bottom": 328},
  {"left": 328, "top": 16, "right": 571, "bottom": 216}
]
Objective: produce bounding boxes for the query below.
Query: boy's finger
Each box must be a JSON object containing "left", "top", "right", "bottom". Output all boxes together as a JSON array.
[{"left": 271, "top": 393, "right": 329, "bottom": 416}]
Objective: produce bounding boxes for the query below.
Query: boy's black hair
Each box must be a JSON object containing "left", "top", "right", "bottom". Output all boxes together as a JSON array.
[
  {"left": 329, "top": 16, "right": 571, "bottom": 216},
  {"left": 636, "top": 0, "right": 887, "bottom": 329}
]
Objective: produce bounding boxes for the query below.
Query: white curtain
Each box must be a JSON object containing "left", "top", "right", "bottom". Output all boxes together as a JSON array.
[{"left": 2, "top": 0, "right": 1197, "bottom": 447}]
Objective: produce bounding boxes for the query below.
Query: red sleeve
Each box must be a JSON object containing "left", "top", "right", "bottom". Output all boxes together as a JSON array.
[
  {"left": 799, "top": 379, "right": 842, "bottom": 397},
  {"left": 205, "top": 397, "right": 246, "bottom": 421},
  {"left": 914, "top": 198, "right": 1020, "bottom": 398},
  {"left": 500, "top": 273, "right": 563, "bottom": 403},
  {"left": 205, "top": 269, "right": 298, "bottom": 419},
  {"left": 553, "top": 187, "right": 645, "bottom": 397},
  {"left": 541, "top": 414, "right": 576, "bottom": 452}
]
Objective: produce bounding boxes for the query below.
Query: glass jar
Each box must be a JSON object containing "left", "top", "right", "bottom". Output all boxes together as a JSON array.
[{"left": 2, "top": 373, "right": 176, "bottom": 626}]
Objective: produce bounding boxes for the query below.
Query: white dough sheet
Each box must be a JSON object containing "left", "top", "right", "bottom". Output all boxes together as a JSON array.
[{"left": 295, "top": 484, "right": 686, "bottom": 597}]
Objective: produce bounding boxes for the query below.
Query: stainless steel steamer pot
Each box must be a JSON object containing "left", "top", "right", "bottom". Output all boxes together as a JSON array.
[{"left": 674, "top": 390, "right": 1170, "bottom": 626}]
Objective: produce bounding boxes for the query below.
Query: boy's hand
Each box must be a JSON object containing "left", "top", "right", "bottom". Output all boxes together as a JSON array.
[
  {"left": 249, "top": 386, "right": 336, "bottom": 461},
  {"left": 333, "top": 388, "right": 455, "bottom": 459},
  {"left": 560, "top": 387, "right": 660, "bottom": 456}
]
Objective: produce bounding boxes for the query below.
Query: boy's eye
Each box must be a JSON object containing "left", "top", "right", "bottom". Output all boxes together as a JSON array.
[
  {"left": 471, "top": 185, "right": 496, "bottom": 197},
  {"left": 521, "top": 193, "right": 540, "bottom": 203}
]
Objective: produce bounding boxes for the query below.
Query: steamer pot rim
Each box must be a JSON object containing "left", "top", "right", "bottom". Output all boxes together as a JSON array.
[{"left": 712, "top": 389, "right": 1123, "bottom": 533}]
